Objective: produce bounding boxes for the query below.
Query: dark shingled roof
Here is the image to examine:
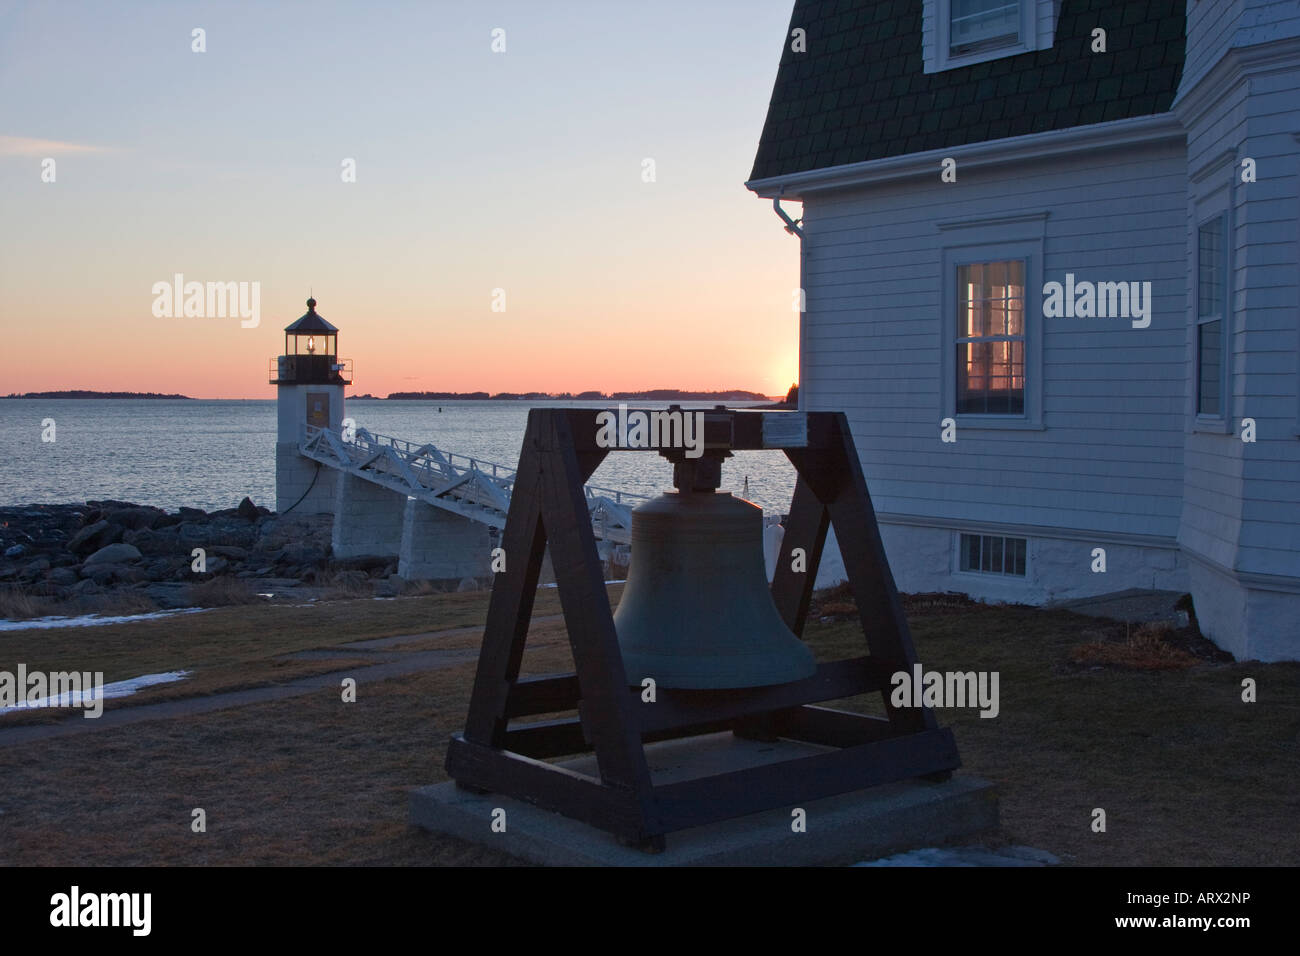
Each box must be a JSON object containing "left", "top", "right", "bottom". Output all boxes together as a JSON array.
[
  {"left": 284, "top": 298, "right": 338, "bottom": 334},
  {"left": 749, "top": 0, "right": 1185, "bottom": 182}
]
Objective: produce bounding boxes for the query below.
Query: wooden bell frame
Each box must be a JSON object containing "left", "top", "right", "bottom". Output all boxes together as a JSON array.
[{"left": 446, "top": 408, "right": 960, "bottom": 851}]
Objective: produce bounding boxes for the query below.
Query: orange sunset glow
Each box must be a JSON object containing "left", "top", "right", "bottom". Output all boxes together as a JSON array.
[{"left": 1, "top": 4, "right": 801, "bottom": 399}]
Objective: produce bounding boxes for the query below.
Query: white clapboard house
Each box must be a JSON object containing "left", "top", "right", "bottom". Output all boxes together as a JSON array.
[{"left": 746, "top": 0, "right": 1300, "bottom": 661}]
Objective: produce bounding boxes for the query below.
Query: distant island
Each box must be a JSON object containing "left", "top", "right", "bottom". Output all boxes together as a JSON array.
[
  {"left": 4, "top": 390, "right": 193, "bottom": 400},
  {"left": 4, "top": 387, "right": 787, "bottom": 402},
  {"left": 372, "top": 389, "right": 776, "bottom": 402}
]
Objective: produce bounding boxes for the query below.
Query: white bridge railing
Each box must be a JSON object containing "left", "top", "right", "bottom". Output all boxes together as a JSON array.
[{"left": 299, "top": 425, "right": 645, "bottom": 544}]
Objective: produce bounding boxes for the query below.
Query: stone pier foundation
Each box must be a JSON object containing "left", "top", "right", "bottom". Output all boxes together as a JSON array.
[
  {"left": 398, "top": 499, "right": 493, "bottom": 582},
  {"left": 332, "top": 474, "right": 408, "bottom": 559}
]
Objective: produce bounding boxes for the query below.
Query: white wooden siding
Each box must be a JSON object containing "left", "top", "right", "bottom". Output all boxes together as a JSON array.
[{"left": 800, "top": 139, "right": 1188, "bottom": 541}]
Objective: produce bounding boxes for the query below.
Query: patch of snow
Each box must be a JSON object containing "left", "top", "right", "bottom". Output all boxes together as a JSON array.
[
  {"left": 540, "top": 580, "right": 626, "bottom": 589},
  {"left": 0, "top": 670, "right": 190, "bottom": 715},
  {"left": 0, "top": 607, "right": 206, "bottom": 633},
  {"left": 854, "top": 846, "right": 1058, "bottom": 867}
]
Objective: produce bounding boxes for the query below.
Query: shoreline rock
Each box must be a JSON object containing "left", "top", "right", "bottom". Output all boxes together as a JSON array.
[
  {"left": 0, "top": 499, "right": 355, "bottom": 616},
  {"left": 0, "top": 497, "right": 575, "bottom": 620}
]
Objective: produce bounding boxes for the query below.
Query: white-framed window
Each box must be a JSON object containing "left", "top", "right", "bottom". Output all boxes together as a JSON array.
[
  {"left": 923, "top": 0, "right": 1057, "bottom": 74},
  {"left": 958, "top": 532, "right": 1028, "bottom": 576},
  {"left": 1195, "top": 214, "right": 1227, "bottom": 419},
  {"left": 950, "top": 0, "right": 1022, "bottom": 56},
  {"left": 956, "top": 259, "right": 1026, "bottom": 415},
  {"left": 938, "top": 223, "right": 1046, "bottom": 429}
]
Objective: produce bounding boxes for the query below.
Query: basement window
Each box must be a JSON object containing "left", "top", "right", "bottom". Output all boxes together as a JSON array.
[{"left": 959, "top": 533, "right": 1027, "bottom": 576}]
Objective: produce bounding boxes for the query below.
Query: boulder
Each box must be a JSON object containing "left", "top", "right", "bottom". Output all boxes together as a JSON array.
[
  {"left": 84, "top": 542, "right": 143, "bottom": 565},
  {"left": 209, "top": 545, "right": 249, "bottom": 561},
  {"left": 143, "top": 582, "right": 192, "bottom": 609},
  {"left": 47, "top": 567, "right": 78, "bottom": 587},
  {"left": 255, "top": 513, "right": 333, "bottom": 551},
  {"left": 200, "top": 556, "right": 230, "bottom": 575},
  {"left": 280, "top": 543, "right": 326, "bottom": 566},
  {"left": 201, "top": 520, "right": 257, "bottom": 550},
  {"left": 123, "top": 527, "right": 181, "bottom": 556},
  {"left": 47, "top": 564, "right": 78, "bottom": 587},
  {"left": 3, "top": 544, "right": 24, "bottom": 558},
  {"left": 70, "top": 578, "right": 102, "bottom": 596},
  {"left": 178, "top": 507, "right": 208, "bottom": 520},
  {"left": 105, "top": 507, "right": 165, "bottom": 530},
  {"left": 144, "top": 557, "right": 181, "bottom": 580},
  {"left": 68, "top": 520, "right": 121, "bottom": 557},
  {"left": 237, "top": 497, "right": 259, "bottom": 520},
  {"left": 84, "top": 564, "right": 123, "bottom": 586}
]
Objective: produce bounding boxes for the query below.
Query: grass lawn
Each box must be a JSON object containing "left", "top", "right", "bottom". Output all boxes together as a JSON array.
[{"left": 0, "top": 586, "right": 1297, "bottom": 865}]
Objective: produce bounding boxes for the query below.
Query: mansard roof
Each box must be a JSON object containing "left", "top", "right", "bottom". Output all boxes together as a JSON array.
[{"left": 749, "top": 0, "right": 1186, "bottom": 183}]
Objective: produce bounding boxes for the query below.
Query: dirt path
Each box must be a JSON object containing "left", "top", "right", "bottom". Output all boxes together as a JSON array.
[{"left": 0, "top": 614, "right": 564, "bottom": 748}]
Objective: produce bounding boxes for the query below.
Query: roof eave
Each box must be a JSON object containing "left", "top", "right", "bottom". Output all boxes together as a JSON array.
[{"left": 746, "top": 112, "right": 1185, "bottom": 201}]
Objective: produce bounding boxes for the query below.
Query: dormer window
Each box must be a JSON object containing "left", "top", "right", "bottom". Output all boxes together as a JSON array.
[
  {"left": 950, "top": 0, "right": 1021, "bottom": 56},
  {"left": 923, "top": 0, "right": 1057, "bottom": 74}
]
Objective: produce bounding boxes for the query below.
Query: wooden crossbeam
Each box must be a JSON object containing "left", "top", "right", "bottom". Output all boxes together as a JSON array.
[{"left": 445, "top": 408, "right": 960, "bottom": 848}]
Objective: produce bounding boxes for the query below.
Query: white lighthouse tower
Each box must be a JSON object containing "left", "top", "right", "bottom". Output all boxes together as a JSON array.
[{"left": 271, "top": 297, "right": 351, "bottom": 515}]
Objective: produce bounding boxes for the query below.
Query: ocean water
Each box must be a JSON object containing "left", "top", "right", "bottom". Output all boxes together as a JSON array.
[{"left": 0, "top": 399, "right": 800, "bottom": 516}]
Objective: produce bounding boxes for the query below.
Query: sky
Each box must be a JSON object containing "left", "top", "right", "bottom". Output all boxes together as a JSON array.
[{"left": 0, "top": 0, "right": 802, "bottom": 399}]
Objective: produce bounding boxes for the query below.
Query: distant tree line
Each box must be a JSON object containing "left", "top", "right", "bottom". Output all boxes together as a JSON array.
[
  {"left": 371, "top": 388, "right": 775, "bottom": 402},
  {"left": 4, "top": 390, "right": 193, "bottom": 399}
]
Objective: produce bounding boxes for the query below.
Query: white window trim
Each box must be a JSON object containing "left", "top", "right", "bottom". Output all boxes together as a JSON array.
[
  {"left": 1188, "top": 163, "right": 1235, "bottom": 436},
  {"left": 1294, "top": 135, "right": 1300, "bottom": 439},
  {"left": 923, "top": 0, "right": 1058, "bottom": 75},
  {"left": 938, "top": 217, "right": 1047, "bottom": 431},
  {"left": 951, "top": 531, "right": 1031, "bottom": 582},
  {"left": 1194, "top": 212, "right": 1230, "bottom": 428}
]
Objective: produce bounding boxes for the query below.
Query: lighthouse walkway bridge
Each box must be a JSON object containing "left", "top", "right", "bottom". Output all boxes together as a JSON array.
[{"left": 299, "top": 424, "right": 645, "bottom": 545}]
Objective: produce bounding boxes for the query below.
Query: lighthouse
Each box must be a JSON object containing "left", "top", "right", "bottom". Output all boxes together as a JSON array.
[{"left": 270, "top": 297, "right": 351, "bottom": 514}]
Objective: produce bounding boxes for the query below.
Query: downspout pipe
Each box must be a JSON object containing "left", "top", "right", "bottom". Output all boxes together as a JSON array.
[
  {"left": 771, "top": 191, "right": 806, "bottom": 412},
  {"left": 773, "top": 196, "right": 803, "bottom": 237}
]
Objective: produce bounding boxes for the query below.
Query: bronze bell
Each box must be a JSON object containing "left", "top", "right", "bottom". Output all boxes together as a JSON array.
[{"left": 613, "top": 483, "right": 817, "bottom": 690}]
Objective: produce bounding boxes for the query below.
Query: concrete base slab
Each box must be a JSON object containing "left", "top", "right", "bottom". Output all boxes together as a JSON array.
[
  {"left": 411, "top": 732, "right": 997, "bottom": 866},
  {"left": 1050, "top": 588, "right": 1188, "bottom": 626}
]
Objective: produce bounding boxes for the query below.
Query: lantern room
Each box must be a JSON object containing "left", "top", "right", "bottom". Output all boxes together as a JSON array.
[{"left": 269, "top": 297, "right": 352, "bottom": 386}]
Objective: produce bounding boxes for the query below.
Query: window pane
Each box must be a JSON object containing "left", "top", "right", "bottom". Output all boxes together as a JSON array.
[
  {"left": 1005, "top": 296, "right": 1023, "bottom": 337},
  {"left": 1006, "top": 260, "right": 1024, "bottom": 335},
  {"left": 1007, "top": 259, "right": 1025, "bottom": 288},
  {"left": 959, "top": 535, "right": 1027, "bottom": 576},
  {"left": 955, "top": 258, "right": 1026, "bottom": 415},
  {"left": 1198, "top": 219, "right": 1223, "bottom": 317},
  {"left": 951, "top": 0, "right": 1020, "bottom": 52},
  {"left": 957, "top": 341, "right": 1024, "bottom": 414},
  {"left": 987, "top": 260, "right": 1006, "bottom": 293},
  {"left": 1198, "top": 319, "right": 1221, "bottom": 416}
]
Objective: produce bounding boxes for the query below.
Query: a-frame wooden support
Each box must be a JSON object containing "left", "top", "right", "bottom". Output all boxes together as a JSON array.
[{"left": 446, "top": 408, "right": 960, "bottom": 850}]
